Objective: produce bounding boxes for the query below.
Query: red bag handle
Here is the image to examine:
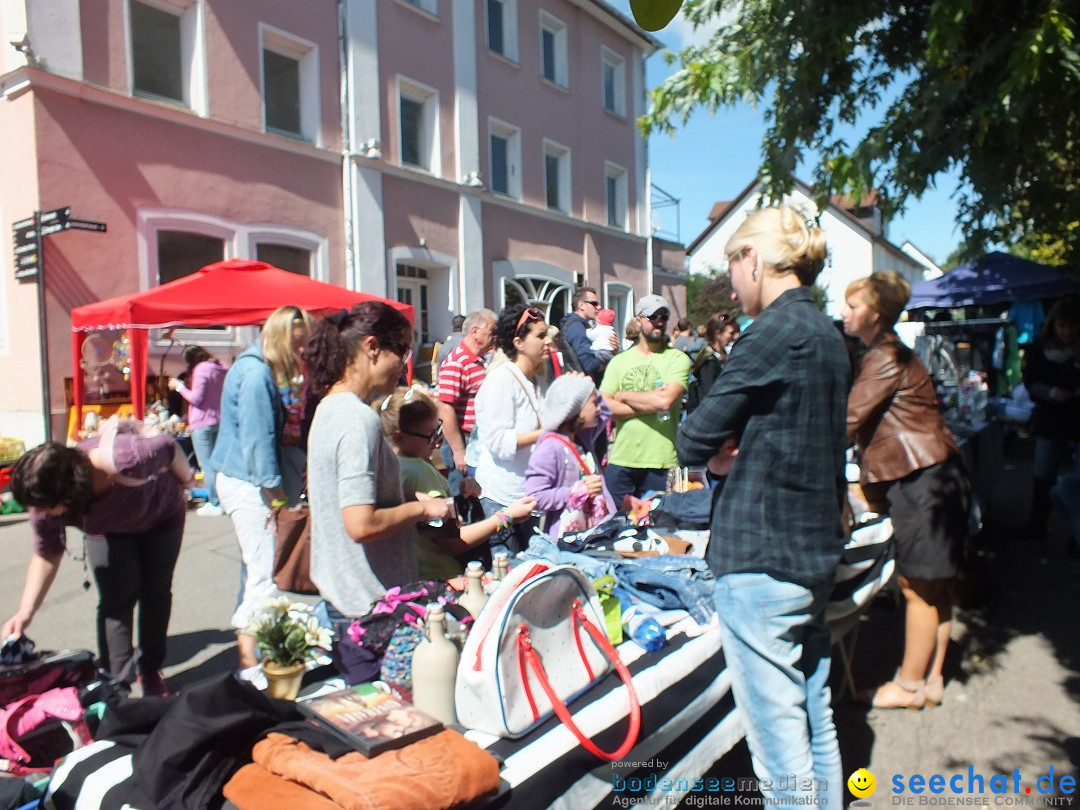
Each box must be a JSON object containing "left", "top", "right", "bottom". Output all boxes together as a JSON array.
[{"left": 517, "top": 601, "right": 641, "bottom": 761}]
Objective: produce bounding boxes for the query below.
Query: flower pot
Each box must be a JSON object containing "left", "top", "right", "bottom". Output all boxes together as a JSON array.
[{"left": 262, "top": 660, "right": 305, "bottom": 700}]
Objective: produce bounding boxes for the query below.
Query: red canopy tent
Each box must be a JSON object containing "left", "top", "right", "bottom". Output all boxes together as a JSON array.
[{"left": 70, "top": 259, "right": 413, "bottom": 421}]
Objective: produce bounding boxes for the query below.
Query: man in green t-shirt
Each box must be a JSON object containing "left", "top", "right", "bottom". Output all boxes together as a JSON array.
[{"left": 600, "top": 294, "right": 692, "bottom": 506}]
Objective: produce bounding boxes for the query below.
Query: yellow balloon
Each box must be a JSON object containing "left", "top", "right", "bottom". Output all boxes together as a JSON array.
[
  {"left": 848, "top": 768, "right": 877, "bottom": 798},
  {"left": 629, "top": 0, "right": 683, "bottom": 32}
]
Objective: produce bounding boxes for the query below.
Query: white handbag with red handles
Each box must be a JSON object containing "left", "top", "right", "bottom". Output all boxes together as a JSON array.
[{"left": 455, "top": 561, "right": 641, "bottom": 761}]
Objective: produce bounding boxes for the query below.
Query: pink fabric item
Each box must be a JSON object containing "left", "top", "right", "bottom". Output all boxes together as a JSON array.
[{"left": 0, "top": 687, "right": 91, "bottom": 775}]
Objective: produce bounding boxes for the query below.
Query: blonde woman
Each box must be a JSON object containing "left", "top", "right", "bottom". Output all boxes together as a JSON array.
[
  {"left": 677, "top": 206, "right": 848, "bottom": 808},
  {"left": 210, "top": 304, "right": 313, "bottom": 670},
  {"left": 843, "top": 271, "right": 971, "bottom": 709}
]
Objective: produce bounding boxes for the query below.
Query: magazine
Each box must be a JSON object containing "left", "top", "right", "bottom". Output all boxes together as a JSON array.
[{"left": 296, "top": 683, "right": 443, "bottom": 756}]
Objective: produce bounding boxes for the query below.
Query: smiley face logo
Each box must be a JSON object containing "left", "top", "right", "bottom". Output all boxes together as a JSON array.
[{"left": 848, "top": 768, "right": 876, "bottom": 798}]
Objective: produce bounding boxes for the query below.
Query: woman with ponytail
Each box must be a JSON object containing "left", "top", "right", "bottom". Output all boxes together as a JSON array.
[{"left": 304, "top": 303, "right": 449, "bottom": 628}]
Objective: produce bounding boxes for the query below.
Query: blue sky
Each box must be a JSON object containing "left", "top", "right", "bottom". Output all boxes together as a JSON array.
[{"left": 612, "top": 3, "right": 964, "bottom": 265}]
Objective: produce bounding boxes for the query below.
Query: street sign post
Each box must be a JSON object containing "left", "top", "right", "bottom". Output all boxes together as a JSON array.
[{"left": 9, "top": 207, "right": 107, "bottom": 442}]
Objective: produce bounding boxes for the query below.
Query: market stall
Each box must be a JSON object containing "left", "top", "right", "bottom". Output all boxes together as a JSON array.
[{"left": 69, "top": 259, "right": 413, "bottom": 429}]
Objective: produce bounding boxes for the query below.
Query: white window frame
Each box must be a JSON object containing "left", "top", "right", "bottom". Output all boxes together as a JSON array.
[
  {"left": 600, "top": 46, "right": 625, "bottom": 116},
  {"left": 398, "top": 0, "right": 438, "bottom": 16},
  {"left": 397, "top": 76, "right": 441, "bottom": 175},
  {"left": 605, "top": 162, "right": 628, "bottom": 230},
  {"left": 137, "top": 210, "right": 327, "bottom": 347},
  {"left": 543, "top": 139, "right": 571, "bottom": 215},
  {"left": 486, "top": 0, "right": 518, "bottom": 62},
  {"left": 259, "top": 24, "right": 320, "bottom": 145},
  {"left": 604, "top": 281, "right": 634, "bottom": 343},
  {"left": 488, "top": 117, "right": 521, "bottom": 200},
  {"left": 539, "top": 10, "right": 568, "bottom": 88},
  {"left": 126, "top": 0, "right": 207, "bottom": 115}
]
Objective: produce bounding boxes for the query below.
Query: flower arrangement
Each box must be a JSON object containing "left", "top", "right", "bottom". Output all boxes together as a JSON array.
[{"left": 246, "top": 597, "right": 332, "bottom": 668}]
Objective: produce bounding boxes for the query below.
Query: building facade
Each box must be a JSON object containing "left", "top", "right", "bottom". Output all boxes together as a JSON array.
[{"left": 0, "top": 0, "right": 674, "bottom": 444}]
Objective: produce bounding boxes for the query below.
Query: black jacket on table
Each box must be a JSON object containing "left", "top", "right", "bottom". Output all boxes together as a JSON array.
[{"left": 677, "top": 287, "right": 850, "bottom": 589}]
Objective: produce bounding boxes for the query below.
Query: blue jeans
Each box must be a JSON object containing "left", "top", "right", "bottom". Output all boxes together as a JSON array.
[
  {"left": 613, "top": 555, "right": 716, "bottom": 625},
  {"left": 189, "top": 424, "right": 220, "bottom": 506},
  {"left": 604, "top": 464, "right": 668, "bottom": 507},
  {"left": 714, "top": 573, "right": 842, "bottom": 809}
]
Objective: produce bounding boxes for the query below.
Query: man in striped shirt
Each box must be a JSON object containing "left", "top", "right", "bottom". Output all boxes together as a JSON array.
[{"left": 437, "top": 309, "right": 497, "bottom": 478}]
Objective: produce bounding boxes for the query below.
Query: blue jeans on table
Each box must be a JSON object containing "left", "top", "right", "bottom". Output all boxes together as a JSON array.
[
  {"left": 189, "top": 424, "right": 220, "bottom": 506},
  {"left": 613, "top": 555, "right": 715, "bottom": 626},
  {"left": 714, "top": 573, "right": 842, "bottom": 810}
]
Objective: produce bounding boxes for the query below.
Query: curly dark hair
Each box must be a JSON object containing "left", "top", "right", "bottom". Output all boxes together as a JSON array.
[
  {"left": 493, "top": 304, "right": 544, "bottom": 360},
  {"left": 10, "top": 443, "right": 95, "bottom": 523},
  {"left": 305, "top": 301, "right": 412, "bottom": 397}
]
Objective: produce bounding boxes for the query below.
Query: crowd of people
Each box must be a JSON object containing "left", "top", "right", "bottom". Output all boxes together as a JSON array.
[{"left": 5, "top": 203, "right": 1076, "bottom": 805}]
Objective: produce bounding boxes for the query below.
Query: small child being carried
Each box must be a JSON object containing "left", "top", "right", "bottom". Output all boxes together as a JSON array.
[{"left": 586, "top": 308, "right": 618, "bottom": 364}]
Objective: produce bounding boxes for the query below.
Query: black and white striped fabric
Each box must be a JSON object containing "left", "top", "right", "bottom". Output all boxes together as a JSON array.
[
  {"left": 45, "top": 740, "right": 142, "bottom": 810},
  {"left": 827, "top": 515, "right": 896, "bottom": 627}
]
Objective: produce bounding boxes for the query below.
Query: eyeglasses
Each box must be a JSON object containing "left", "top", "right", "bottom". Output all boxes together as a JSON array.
[
  {"left": 402, "top": 420, "right": 443, "bottom": 445},
  {"left": 383, "top": 340, "right": 412, "bottom": 361},
  {"left": 643, "top": 311, "right": 670, "bottom": 324},
  {"left": 515, "top": 306, "right": 544, "bottom": 334},
  {"left": 582, "top": 300, "right": 600, "bottom": 307}
]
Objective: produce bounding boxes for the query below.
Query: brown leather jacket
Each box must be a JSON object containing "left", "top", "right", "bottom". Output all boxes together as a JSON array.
[{"left": 848, "top": 332, "right": 958, "bottom": 484}]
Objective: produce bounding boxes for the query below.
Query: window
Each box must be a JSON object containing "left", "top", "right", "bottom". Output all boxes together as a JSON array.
[
  {"left": 397, "top": 264, "right": 430, "bottom": 344},
  {"left": 601, "top": 48, "right": 625, "bottom": 115},
  {"left": 487, "top": 0, "right": 517, "bottom": 60},
  {"left": 489, "top": 119, "right": 521, "bottom": 199},
  {"left": 157, "top": 231, "right": 225, "bottom": 285},
  {"left": 398, "top": 79, "right": 439, "bottom": 173},
  {"left": 539, "top": 12, "right": 567, "bottom": 88},
  {"left": 605, "top": 163, "right": 628, "bottom": 229},
  {"left": 257, "top": 243, "right": 312, "bottom": 276},
  {"left": 130, "top": 0, "right": 202, "bottom": 108},
  {"left": 261, "top": 27, "right": 319, "bottom": 143},
  {"left": 402, "top": 0, "right": 437, "bottom": 13},
  {"left": 543, "top": 141, "right": 571, "bottom": 214}
]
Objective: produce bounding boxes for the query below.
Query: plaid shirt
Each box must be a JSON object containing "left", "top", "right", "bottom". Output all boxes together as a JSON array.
[{"left": 677, "top": 287, "right": 851, "bottom": 587}]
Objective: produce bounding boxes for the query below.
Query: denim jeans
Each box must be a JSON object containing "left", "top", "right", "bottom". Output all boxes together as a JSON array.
[
  {"left": 1033, "top": 436, "right": 1078, "bottom": 481},
  {"left": 604, "top": 464, "right": 668, "bottom": 507},
  {"left": 714, "top": 573, "right": 842, "bottom": 809},
  {"left": 613, "top": 555, "right": 716, "bottom": 625},
  {"left": 189, "top": 424, "right": 220, "bottom": 506}
]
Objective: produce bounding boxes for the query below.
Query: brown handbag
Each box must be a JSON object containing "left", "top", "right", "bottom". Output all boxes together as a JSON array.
[{"left": 273, "top": 504, "right": 318, "bottom": 594}]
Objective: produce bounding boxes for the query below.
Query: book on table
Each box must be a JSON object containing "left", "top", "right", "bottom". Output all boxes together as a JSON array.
[{"left": 296, "top": 683, "right": 444, "bottom": 756}]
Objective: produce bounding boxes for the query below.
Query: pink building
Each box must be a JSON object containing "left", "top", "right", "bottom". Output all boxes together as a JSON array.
[{"left": 0, "top": 0, "right": 682, "bottom": 445}]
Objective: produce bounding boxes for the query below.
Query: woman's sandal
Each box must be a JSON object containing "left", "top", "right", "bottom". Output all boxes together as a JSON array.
[
  {"left": 924, "top": 675, "right": 944, "bottom": 707},
  {"left": 860, "top": 678, "right": 926, "bottom": 710}
]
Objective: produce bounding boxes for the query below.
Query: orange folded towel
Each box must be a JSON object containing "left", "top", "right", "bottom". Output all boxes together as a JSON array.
[{"left": 252, "top": 729, "right": 500, "bottom": 810}]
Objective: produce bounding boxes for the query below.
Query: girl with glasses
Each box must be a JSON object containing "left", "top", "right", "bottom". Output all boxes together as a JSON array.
[{"left": 379, "top": 386, "right": 535, "bottom": 579}]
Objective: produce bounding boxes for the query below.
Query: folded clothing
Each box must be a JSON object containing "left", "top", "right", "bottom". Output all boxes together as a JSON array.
[
  {"left": 248, "top": 729, "right": 500, "bottom": 810},
  {"left": 225, "top": 762, "right": 340, "bottom": 810}
]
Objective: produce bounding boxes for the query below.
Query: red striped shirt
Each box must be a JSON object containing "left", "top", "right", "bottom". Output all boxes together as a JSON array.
[{"left": 437, "top": 343, "right": 487, "bottom": 433}]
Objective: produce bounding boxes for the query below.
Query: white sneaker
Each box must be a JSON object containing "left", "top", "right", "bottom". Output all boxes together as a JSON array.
[
  {"left": 236, "top": 664, "right": 267, "bottom": 691},
  {"left": 195, "top": 503, "right": 224, "bottom": 517}
]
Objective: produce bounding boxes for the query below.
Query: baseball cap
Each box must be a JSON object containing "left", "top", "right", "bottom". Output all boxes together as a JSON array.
[{"left": 635, "top": 294, "right": 671, "bottom": 317}]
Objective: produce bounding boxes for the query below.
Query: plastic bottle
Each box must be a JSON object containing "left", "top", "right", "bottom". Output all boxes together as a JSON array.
[
  {"left": 655, "top": 377, "right": 670, "bottom": 421},
  {"left": 425, "top": 490, "right": 449, "bottom": 528},
  {"left": 458, "top": 561, "right": 489, "bottom": 618},
  {"left": 410, "top": 604, "right": 459, "bottom": 725},
  {"left": 628, "top": 615, "right": 666, "bottom": 653}
]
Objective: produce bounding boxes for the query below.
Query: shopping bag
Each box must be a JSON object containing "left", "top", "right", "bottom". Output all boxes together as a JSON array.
[
  {"left": 455, "top": 562, "right": 640, "bottom": 760},
  {"left": 0, "top": 687, "right": 92, "bottom": 775},
  {"left": 273, "top": 504, "right": 317, "bottom": 595}
]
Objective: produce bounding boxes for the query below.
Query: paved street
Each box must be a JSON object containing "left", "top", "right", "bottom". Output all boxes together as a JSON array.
[{"left": 1, "top": 436, "right": 1077, "bottom": 804}]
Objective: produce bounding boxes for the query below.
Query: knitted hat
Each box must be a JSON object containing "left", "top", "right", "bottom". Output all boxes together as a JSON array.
[
  {"left": 596, "top": 308, "right": 616, "bottom": 326},
  {"left": 541, "top": 375, "right": 596, "bottom": 432}
]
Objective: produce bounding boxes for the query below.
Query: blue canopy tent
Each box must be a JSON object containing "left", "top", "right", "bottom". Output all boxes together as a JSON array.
[{"left": 908, "top": 251, "right": 1078, "bottom": 308}]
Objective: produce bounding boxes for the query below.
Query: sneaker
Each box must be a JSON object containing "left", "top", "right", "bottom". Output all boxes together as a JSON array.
[
  {"left": 237, "top": 664, "right": 267, "bottom": 691},
  {"left": 196, "top": 502, "right": 224, "bottom": 517},
  {"left": 137, "top": 670, "right": 170, "bottom": 697}
]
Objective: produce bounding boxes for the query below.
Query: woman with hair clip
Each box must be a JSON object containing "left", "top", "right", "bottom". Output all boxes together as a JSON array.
[
  {"left": 843, "top": 271, "right": 972, "bottom": 709},
  {"left": 211, "top": 304, "right": 313, "bottom": 671},
  {"left": 2, "top": 435, "right": 192, "bottom": 696},
  {"left": 677, "top": 205, "right": 848, "bottom": 808},
  {"left": 473, "top": 303, "right": 551, "bottom": 555},
  {"left": 305, "top": 304, "right": 450, "bottom": 628},
  {"left": 168, "top": 345, "right": 227, "bottom": 516}
]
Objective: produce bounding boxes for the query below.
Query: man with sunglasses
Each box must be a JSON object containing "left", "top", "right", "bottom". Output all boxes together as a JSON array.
[
  {"left": 599, "top": 294, "right": 692, "bottom": 506},
  {"left": 560, "top": 287, "right": 618, "bottom": 382}
]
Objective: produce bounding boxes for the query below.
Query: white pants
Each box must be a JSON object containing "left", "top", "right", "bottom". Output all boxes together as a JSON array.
[{"left": 217, "top": 472, "right": 279, "bottom": 630}]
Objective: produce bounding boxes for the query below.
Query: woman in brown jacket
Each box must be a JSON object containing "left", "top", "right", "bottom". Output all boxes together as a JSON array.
[{"left": 843, "top": 271, "right": 971, "bottom": 710}]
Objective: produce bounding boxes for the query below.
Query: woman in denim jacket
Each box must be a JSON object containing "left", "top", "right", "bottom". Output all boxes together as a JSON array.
[{"left": 210, "top": 305, "right": 312, "bottom": 670}]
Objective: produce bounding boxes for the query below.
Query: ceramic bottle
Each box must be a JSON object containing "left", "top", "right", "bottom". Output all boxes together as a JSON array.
[
  {"left": 459, "top": 560, "right": 489, "bottom": 618},
  {"left": 411, "top": 603, "right": 459, "bottom": 725}
]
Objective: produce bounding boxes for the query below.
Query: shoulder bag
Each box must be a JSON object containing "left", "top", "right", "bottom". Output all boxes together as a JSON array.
[{"left": 272, "top": 501, "right": 317, "bottom": 595}]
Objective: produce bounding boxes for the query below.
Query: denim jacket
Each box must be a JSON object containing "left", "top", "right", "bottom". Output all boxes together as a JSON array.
[{"left": 209, "top": 344, "right": 284, "bottom": 489}]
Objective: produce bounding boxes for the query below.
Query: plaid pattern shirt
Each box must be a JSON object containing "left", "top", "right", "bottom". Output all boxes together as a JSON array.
[{"left": 677, "top": 287, "right": 851, "bottom": 587}]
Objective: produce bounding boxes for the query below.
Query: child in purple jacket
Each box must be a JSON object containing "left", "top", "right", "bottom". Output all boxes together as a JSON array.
[{"left": 524, "top": 374, "right": 615, "bottom": 538}]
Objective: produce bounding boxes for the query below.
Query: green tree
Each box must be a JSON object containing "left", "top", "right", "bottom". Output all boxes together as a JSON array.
[
  {"left": 686, "top": 269, "right": 740, "bottom": 326},
  {"left": 640, "top": 0, "right": 1080, "bottom": 265}
]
